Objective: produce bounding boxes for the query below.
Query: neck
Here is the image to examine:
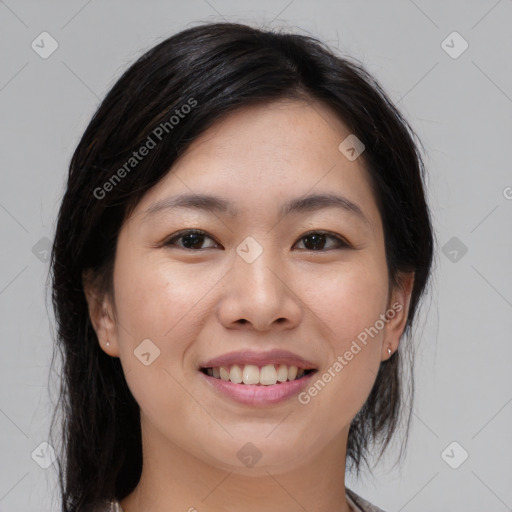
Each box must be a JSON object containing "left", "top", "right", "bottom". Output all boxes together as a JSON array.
[{"left": 120, "top": 416, "right": 353, "bottom": 512}]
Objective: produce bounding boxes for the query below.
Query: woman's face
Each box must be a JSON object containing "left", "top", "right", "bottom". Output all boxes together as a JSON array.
[{"left": 87, "top": 98, "right": 413, "bottom": 475}]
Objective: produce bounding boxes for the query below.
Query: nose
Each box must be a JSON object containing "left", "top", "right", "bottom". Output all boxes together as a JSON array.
[{"left": 216, "top": 244, "right": 303, "bottom": 332}]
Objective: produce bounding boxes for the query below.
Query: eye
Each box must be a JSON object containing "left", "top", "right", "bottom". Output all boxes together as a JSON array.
[
  {"left": 164, "top": 229, "right": 220, "bottom": 250},
  {"left": 163, "top": 229, "right": 350, "bottom": 252},
  {"left": 294, "top": 231, "right": 350, "bottom": 251}
]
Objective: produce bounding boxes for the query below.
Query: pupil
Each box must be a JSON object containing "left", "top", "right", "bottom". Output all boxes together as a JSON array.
[
  {"left": 183, "top": 233, "right": 203, "bottom": 249},
  {"left": 305, "top": 234, "right": 325, "bottom": 250}
]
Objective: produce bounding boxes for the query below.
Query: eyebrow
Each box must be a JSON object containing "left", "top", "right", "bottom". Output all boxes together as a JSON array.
[{"left": 141, "top": 192, "right": 370, "bottom": 226}]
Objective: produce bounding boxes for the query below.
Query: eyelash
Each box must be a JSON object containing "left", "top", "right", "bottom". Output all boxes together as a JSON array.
[{"left": 163, "top": 229, "right": 351, "bottom": 252}]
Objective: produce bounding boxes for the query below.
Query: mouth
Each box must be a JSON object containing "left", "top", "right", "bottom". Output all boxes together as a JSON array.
[{"left": 200, "top": 364, "right": 317, "bottom": 386}]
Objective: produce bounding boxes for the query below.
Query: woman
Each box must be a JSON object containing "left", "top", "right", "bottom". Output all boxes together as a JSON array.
[{"left": 49, "top": 22, "right": 434, "bottom": 512}]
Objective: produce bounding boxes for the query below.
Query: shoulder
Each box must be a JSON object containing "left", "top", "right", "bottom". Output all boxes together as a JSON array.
[{"left": 346, "top": 487, "right": 389, "bottom": 512}]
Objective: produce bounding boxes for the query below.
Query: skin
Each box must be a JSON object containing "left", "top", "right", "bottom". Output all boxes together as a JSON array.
[{"left": 84, "top": 98, "right": 414, "bottom": 512}]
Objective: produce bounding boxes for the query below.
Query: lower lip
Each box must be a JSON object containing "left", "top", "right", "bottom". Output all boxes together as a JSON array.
[{"left": 199, "top": 371, "right": 317, "bottom": 406}]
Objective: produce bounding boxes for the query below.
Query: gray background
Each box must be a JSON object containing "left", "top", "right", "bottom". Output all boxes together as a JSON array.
[{"left": 1, "top": 1, "right": 511, "bottom": 511}]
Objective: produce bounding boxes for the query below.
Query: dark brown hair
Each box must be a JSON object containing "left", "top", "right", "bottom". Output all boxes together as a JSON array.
[{"left": 49, "top": 21, "right": 434, "bottom": 511}]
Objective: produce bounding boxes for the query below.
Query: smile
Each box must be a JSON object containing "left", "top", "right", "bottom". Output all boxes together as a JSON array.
[{"left": 200, "top": 363, "right": 316, "bottom": 386}]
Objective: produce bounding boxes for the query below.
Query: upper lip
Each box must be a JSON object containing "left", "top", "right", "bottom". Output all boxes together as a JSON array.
[{"left": 200, "top": 349, "right": 318, "bottom": 370}]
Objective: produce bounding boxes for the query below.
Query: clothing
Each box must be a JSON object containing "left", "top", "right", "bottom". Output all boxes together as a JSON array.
[
  {"left": 101, "top": 487, "right": 387, "bottom": 512},
  {"left": 346, "top": 487, "right": 388, "bottom": 512}
]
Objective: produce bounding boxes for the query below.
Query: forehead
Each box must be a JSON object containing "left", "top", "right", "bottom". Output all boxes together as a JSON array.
[
  {"left": 129, "top": 99, "right": 381, "bottom": 230},
  {"left": 176, "top": 98, "right": 352, "bottom": 176}
]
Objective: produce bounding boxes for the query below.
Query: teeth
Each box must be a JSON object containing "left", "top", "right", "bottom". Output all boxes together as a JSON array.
[
  {"left": 205, "top": 363, "right": 309, "bottom": 385},
  {"left": 260, "top": 364, "right": 277, "bottom": 385},
  {"left": 276, "top": 364, "right": 288, "bottom": 382},
  {"left": 242, "top": 364, "right": 260, "bottom": 385},
  {"left": 229, "top": 364, "right": 243, "bottom": 384}
]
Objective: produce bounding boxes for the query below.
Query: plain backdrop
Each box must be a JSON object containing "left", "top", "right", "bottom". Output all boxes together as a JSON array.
[{"left": 1, "top": 1, "right": 511, "bottom": 511}]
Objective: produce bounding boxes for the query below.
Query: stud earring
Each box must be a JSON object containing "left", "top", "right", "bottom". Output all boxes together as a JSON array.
[
  {"left": 106, "top": 340, "right": 110, "bottom": 347},
  {"left": 387, "top": 348, "right": 392, "bottom": 356}
]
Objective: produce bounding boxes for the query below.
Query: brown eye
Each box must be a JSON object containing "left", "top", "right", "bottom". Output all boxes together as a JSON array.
[
  {"left": 163, "top": 229, "right": 349, "bottom": 252},
  {"left": 295, "top": 231, "right": 350, "bottom": 251},
  {"left": 164, "top": 230, "right": 220, "bottom": 250}
]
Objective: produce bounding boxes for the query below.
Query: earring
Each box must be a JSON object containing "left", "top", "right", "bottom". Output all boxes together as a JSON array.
[
  {"left": 387, "top": 348, "right": 392, "bottom": 356},
  {"left": 106, "top": 340, "right": 110, "bottom": 347}
]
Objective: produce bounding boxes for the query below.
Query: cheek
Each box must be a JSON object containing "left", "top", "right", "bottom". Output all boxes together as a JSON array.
[
  {"left": 295, "top": 258, "right": 389, "bottom": 414},
  {"left": 110, "top": 256, "right": 199, "bottom": 406},
  {"left": 112, "top": 258, "right": 202, "bottom": 435},
  {"left": 300, "top": 257, "right": 389, "bottom": 346},
  {"left": 112, "top": 254, "right": 225, "bottom": 406},
  {"left": 113, "top": 255, "right": 212, "bottom": 343}
]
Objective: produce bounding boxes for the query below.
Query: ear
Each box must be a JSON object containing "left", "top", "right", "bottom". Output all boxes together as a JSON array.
[
  {"left": 82, "top": 269, "right": 120, "bottom": 357},
  {"left": 381, "top": 271, "right": 415, "bottom": 361}
]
